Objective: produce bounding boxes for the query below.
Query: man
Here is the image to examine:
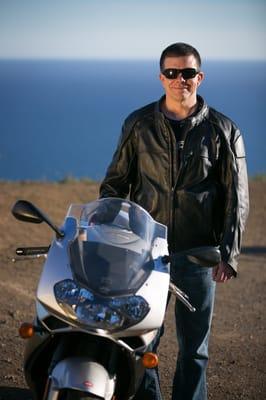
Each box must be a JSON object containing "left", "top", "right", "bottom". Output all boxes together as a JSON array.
[{"left": 99, "top": 43, "right": 249, "bottom": 399}]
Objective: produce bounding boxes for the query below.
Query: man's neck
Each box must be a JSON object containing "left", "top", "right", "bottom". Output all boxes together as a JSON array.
[{"left": 162, "top": 97, "right": 198, "bottom": 121}]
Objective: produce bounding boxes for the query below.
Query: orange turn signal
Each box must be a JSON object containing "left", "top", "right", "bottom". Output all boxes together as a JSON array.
[
  {"left": 142, "top": 352, "right": 159, "bottom": 369},
  {"left": 19, "top": 322, "right": 35, "bottom": 339}
]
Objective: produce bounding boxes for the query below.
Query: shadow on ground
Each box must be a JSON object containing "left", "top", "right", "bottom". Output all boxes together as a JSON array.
[
  {"left": 241, "top": 246, "right": 266, "bottom": 255},
  {"left": 0, "top": 387, "right": 33, "bottom": 400}
]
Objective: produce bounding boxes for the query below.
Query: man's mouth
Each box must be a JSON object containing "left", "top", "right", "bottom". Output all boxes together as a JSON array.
[{"left": 171, "top": 86, "right": 188, "bottom": 90}]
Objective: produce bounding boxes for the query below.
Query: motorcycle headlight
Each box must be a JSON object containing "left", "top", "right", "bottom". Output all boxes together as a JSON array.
[{"left": 54, "top": 279, "right": 149, "bottom": 332}]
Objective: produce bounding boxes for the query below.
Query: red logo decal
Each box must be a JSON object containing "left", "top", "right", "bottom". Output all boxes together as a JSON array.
[{"left": 83, "top": 380, "right": 93, "bottom": 388}]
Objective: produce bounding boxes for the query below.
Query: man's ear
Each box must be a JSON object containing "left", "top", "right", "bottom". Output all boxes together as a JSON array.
[
  {"left": 159, "top": 73, "right": 164, "bottom": 83},
  {"left": 159, "top": 73, "right": 167, "bottom": 89},
  {"left": 197, "top": 71, "right": 205, "bottom": 87}
]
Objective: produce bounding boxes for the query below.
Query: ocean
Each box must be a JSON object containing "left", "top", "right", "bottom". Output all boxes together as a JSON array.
[{"left": 0, "top": 59, "right": 265, "bottom": 181}]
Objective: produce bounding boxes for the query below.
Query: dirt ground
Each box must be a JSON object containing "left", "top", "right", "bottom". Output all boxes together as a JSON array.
[{"left": 0, "top": 179, "right": 265, "bottom": 400}]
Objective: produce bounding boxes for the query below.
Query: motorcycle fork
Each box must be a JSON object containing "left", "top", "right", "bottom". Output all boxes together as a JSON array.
[
  {"left": 42, "top": 377, "right": 58, "bottom": 400},
  {"left": 106, "top": 341, "right": 119, "bottom": 376},
  {"left": 42, "top": 378, "right": 50, "bottom": 400},
  {"left": 41, "top": 341, "right": 64, "bottom": 400}
]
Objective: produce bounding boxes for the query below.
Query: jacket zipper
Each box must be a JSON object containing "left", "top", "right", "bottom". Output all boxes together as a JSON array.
[
  {"left": 169, "top": 128, "right": 193, "bottom": 250},
  {"left": 164, "top": 120, "right": 193, "bottom": 250},
  {"left": 163, "top": 120, "right": 176, "bottom": 250},
  {"left": 173, "top": 128, "right": 194, "bottom": 191}
]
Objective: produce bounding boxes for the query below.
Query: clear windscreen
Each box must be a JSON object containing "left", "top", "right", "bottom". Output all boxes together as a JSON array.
[{"left": 67, "top": 198, "right": 160, "bottom": 296}]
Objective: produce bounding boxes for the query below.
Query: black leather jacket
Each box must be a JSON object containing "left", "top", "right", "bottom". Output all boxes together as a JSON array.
[{"left": 100, "top": 96, "right": 249, "bottom": 273}]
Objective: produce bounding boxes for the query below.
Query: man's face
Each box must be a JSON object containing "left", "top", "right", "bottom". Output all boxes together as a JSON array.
[{"left": 159, "top": 55, "right": 204, "bottom": 103}]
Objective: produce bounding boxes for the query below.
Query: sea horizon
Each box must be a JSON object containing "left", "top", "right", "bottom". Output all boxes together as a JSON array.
[{"left": 1, "top": 59, "right": 265, "bottom": 181}]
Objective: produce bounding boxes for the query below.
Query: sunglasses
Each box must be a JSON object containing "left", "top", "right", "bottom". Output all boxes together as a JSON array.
[{"left": 162, "top": 68, "right": 199, "bottom": 80}]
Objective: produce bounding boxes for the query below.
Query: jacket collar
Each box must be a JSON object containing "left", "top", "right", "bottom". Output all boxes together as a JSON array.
[{"left": 155, "top": 95, "right": 208, "bottom": 129}]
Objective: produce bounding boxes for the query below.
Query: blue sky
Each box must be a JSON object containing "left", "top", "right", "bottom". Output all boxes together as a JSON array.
[{"left": 0, "top": 0, "right": 265, "bottom": 60}]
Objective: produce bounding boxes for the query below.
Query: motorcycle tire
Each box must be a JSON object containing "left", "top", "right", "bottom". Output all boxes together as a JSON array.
[{"left": 59, "top": 389, "right": 101, "bottom": 399}]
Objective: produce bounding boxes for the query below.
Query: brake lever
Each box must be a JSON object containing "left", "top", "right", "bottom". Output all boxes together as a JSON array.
[
  {"left": 169, "top": 282, "right": 196, "bottom": 312},
  {"left": 12, "top": 254, "right": 48, "bottom": 263}
]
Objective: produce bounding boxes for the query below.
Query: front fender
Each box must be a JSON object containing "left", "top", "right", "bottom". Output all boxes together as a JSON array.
[{"left": 50, "top": 357, "right": 115, "bottom": 399}]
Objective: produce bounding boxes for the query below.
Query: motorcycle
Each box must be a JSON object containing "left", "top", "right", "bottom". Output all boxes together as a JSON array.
[{"left": 12, "top": 197, "right": 221, "bottom": 400}]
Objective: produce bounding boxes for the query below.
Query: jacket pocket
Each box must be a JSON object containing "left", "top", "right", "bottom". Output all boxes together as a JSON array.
[
  {"left": 174, "top": 181, "right": 222, "bottom": 248},
  {"left": 180, "top": 151, "right": 214, "bottom": 187}
]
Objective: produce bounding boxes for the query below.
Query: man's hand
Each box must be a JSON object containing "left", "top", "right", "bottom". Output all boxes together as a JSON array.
[{"left": 212, "top": 261, "right": 235, "bottom": 283}]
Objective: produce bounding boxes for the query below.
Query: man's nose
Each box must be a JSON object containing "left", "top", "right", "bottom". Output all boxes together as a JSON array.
[{"left": 175, "top": 72, "right": 185, "bottom": 81}]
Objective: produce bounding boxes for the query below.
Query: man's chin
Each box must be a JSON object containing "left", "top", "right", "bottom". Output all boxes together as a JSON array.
[{"left": 172, "top": 92, "right": 189, "bottom": 102}]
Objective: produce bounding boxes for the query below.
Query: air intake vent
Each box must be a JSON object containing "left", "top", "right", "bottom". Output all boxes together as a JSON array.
[{"left": 42, "top": 316, "right": 69, "bottom": 331}]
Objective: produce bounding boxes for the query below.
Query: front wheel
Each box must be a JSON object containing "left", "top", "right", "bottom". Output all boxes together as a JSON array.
[{"left": 59, "top": 389, "right": 102, "bottom": 399}]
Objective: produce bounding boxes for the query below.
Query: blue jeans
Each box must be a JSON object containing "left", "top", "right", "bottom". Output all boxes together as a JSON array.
[{"left": 134, "top": 257, "right": 216, "bottom": 400}]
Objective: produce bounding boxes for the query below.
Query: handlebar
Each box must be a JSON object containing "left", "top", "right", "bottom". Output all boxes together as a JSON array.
[
  {"left": 16, "top": 246, "right": 50, "bottom": 256},
  {"left": 11, "top": 246, "right": 50, "bottom": 263}
]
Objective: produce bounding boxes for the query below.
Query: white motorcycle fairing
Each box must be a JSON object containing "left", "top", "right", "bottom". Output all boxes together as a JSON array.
[
  {"left": 36, "top": 198, "right": 170, "bottom": 338},
  {"left": 21, "top": 198, "right": 170, "bottom": 399}
]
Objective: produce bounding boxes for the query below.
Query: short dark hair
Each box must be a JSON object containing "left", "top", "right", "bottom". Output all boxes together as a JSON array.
[{"left": 160, "top": 42, "right": 202, "bottom": 71}]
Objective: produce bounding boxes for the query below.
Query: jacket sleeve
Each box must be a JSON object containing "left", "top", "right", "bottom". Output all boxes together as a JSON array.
[
  {"left": 99, "top": 119, "right": 137, "bottom": 199},
  {"left": 219, "top": 126, "right": 249, "bottom": 274}
]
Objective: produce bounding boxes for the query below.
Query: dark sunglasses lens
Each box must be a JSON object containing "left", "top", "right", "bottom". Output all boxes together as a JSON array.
[
  {"left": 181, "top": 68, "right": 197, "bottom": 79},
  {"left": 163, "top": 69, "right": 178, "bottom": 79},
  {"left": 163, "top": 68, "right": 198, "bottom": 80}
]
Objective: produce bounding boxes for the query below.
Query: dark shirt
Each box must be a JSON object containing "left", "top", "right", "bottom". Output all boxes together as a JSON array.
[
  {"left": 165, "top": 103, "right": 200, "bottom": 146},
  {"left": 166, "top": 117, "right": 183, "bottom": 144}
]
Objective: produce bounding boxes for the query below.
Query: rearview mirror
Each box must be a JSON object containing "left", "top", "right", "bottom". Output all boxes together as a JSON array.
[
  {"left": 163, "top": 246, "right": 221, "bottom": 268},
  {"left": 12, "top": 200, "right": 45, "bottom": 224},
  {"left": 186, "top": 246, "right": 221, "bottom": 268},
  {"left": 12, "top": 200, "right": 64, "bottom": 239}
]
